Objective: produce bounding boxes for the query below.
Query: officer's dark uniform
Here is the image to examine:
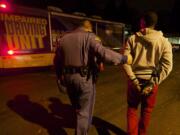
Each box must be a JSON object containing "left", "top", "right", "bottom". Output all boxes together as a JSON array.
[{"left": 54, "top": 26, "right": 128, "bottom": 135}]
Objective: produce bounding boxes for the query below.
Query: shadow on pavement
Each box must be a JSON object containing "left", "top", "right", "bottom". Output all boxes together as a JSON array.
[
  {"left": 6, "top": 95, "right": 127, "bottom": 135},
  {"left": 93, "top": 116, "right": 127, "bottom": 135},
  {"left": 7, "top": 95, "right": 76, "bottom": 135}
]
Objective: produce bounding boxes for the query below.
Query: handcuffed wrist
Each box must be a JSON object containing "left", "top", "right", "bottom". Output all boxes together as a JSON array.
[
  {"left": 131, "top": 77, "right": 140, "bottom": 86},
  {"left": 129, "top": 76, "right": 137, "bottom": 81},
  {"left": 130, "top": 77, "right": 137, "bottom": 81}
]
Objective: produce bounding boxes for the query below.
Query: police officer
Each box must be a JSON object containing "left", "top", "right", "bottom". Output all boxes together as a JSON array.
[{"left": 54, "top": 19, "right": 132, "bottom": 135}]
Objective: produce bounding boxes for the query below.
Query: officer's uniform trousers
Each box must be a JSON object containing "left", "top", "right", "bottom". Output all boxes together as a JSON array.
[
  {"left": 64, "top": 73, "right": 95, "bottom": 135},
  {"left": 127, "top": 80, "right": 158, "bottom": 135}
]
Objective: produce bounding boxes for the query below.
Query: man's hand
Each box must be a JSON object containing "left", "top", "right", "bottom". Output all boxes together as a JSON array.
[
  {"left": 57, "top": 79, "right": 67, "bottom": 94},
  {"left": 56, "top": 75, "right": 67, "bottom": 94},
  {"left": 141, "top": 83, "right": 154, "bottom": 96},
  {"left": 131, "top": 78, "right": 141, "bottom": 92}
]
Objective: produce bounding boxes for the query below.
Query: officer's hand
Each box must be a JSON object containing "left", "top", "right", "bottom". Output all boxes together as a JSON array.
[
  {"left": 57, "top": 79, "right": 67, "bottom": 94},
  {"left": 131, "top": 78, "right": 141, "bottom": 92},
  {"left": 56, "top": 75, "right": 67, "bottom": 94},
  {"left": 99, "top": 62, "right": 104, "bottom": 71},
  {"left": 126, "top": 54, "right": 133, "bottom": 65},
  {"left": 141, "top": 83, "right": 154, "bottom": 96}
]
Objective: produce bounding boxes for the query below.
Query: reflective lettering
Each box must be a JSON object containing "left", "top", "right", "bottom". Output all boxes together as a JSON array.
[
  {"left": 36, "top": 35, "right": 44, "bottom": 48},
  {"left": 1, "top": 13, "right": 48, "bottom": 50},
  {"left": 19, "top": 36, "right": 31, "bottom": 49}
]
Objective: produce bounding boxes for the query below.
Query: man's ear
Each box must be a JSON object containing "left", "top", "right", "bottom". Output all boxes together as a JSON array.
[{"left": 140, "top": 18, "right": 146, "bottom": 29}]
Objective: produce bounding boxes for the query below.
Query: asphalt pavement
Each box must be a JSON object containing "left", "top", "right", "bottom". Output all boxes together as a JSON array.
[{"left": 0, "top": 51, "right": 180, "bottom": 135}]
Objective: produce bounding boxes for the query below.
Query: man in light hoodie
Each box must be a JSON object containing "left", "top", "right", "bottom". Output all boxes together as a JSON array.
[{"left": 123, "top": 11, "right": 173, "bottom": 135}]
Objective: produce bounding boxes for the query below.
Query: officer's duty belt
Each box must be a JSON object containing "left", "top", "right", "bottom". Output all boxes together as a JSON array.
[{"left": 63, "top": 66, "right": 88, "bottom": 77}]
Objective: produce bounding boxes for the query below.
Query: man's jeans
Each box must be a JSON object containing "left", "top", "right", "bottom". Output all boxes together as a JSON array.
[{"left": 127, "top": 80, "right": 158, "bottom": 135}]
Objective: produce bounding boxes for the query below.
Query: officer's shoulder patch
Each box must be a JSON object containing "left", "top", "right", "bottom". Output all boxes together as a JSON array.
[{"left": 95, "top": 36, "right": 101, "bottom": 42}]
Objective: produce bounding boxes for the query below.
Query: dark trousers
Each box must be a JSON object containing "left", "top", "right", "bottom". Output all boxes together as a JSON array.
[
  {"left": 65, "top": 74, "right": 96, "bottom": 135},
  {"left": 127, "top": 80, "right": 158, "bottom": 135}
]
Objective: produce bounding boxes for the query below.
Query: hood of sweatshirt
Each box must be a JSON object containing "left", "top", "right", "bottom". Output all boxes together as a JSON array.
[{"left": 136, "top": 28, "right": 163, "bottom": 44}]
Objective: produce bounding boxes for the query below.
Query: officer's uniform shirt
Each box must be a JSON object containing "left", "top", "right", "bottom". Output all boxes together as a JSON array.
[{"left": 57, "top": 27, "right": 125, "bottom": 68}]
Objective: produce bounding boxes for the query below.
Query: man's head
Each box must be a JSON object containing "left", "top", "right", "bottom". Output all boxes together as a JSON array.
[
  {"left": 80, "top": 19, "right": 93, "bottom": 32},
  {"left": 140, "top": 11, "right": 158, "bottom": 29}
]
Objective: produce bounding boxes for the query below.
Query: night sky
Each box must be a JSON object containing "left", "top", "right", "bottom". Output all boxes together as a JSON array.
[{"left": 10, "top": 0, "right": 180, "bottom": 33}]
